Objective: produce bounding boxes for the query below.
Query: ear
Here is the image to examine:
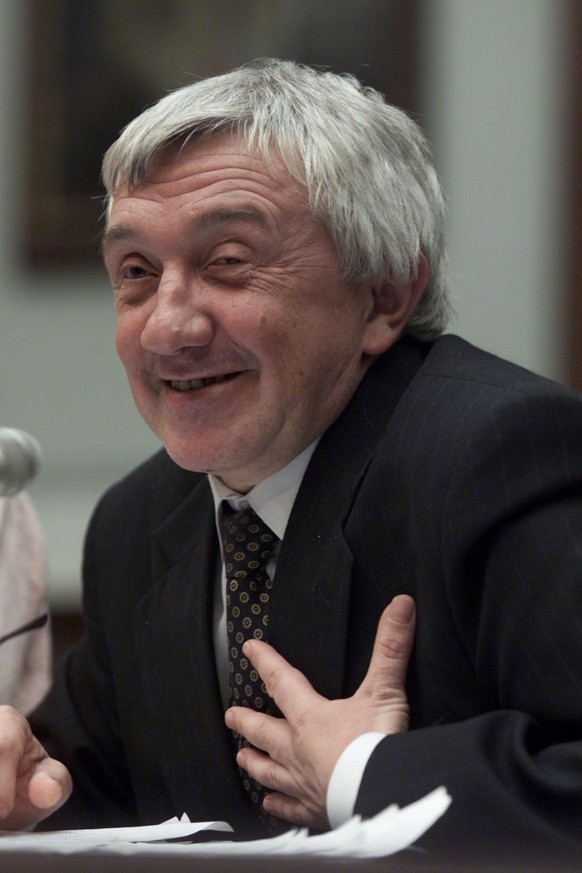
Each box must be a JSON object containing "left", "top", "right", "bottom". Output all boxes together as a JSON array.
[{"left": 362, "top": 254, "right": 430, "bottom": 357}]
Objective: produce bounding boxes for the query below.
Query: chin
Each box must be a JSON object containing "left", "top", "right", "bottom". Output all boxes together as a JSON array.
[
  {"left": 160, "top": 425, "right": 265, "bottom": 483},
  {"left": 156, "top": 436, "right": 199, "bottom": 471},
  {"left": 164, "top": 449, "right": 207, "bottom": 473},
  {"left": 163, "top": 437, "right": 237, "bottom": 477}
]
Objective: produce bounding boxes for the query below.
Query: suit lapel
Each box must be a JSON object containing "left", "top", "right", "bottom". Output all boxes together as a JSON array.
[
  {"left": 131, "top": 477, "right": 258, "bottom": 832},
  {"left": 268, "top": 338, "right": 428, "bottom": 699}
]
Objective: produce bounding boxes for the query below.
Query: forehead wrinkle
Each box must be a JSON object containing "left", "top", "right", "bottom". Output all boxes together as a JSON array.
[{"left": 102, "top": 204, "right": 275, "bottom": 257}]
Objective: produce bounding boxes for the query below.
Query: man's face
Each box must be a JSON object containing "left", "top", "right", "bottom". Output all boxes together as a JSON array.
[{"left": 104, "top": 133, "right": 387, "bottom": 491}]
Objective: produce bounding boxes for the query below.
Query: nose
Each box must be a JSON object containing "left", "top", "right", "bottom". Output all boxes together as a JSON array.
[{"left": 140, "top": 270, "right": 215, "bottom": 355}]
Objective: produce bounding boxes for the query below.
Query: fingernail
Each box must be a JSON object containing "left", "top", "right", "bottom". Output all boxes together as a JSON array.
[
  {"left": 40, "top": 777, "right": 63, "bottom": 808},
  {"left": 391, "top": 595, "right": 415, "bottom": 623}
]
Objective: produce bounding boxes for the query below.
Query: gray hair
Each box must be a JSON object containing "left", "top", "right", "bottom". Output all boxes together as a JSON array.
[{"left": 102, "top": 58, "right": 451, "bottom": 339}]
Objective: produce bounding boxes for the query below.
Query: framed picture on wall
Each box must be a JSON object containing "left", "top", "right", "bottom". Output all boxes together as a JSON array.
[{"left": 23, "top": 0, "right": 418, "bottom": 269}]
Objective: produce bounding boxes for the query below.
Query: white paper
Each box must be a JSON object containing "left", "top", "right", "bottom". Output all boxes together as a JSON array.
[
  {"left": 0, "top": 814, "right": 232, "bottom": 852},
  {"left": 0, "top": 785, "right": 451, "bottom": 859}
]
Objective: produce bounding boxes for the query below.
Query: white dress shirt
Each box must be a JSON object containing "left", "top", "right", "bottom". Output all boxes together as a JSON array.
[{"left": 207, "top": 442, "right": 386, "bottom": 826}]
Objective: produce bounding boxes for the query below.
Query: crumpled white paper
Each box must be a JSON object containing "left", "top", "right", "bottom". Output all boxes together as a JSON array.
[{"left": 0, "top": 785, "right": 451, "bottom": 859}]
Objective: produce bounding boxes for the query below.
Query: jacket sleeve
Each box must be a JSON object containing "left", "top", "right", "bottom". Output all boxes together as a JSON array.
[
  {"left": 30, "top": 488, "right": 141, "bottom": 829},
  {"left": 355, "top": 379, "right": 582, "bottom": 865}
]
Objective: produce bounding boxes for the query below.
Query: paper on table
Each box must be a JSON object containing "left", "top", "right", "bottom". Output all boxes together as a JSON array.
[
  {"left": 0, "top": 813, "right": 232, "bottom": 853},
  {"left": 173, "top": 786, "right": 453, "bottom": 859},
  {"left": 0, "top": 786, "right": 451, "bottom": 859}
]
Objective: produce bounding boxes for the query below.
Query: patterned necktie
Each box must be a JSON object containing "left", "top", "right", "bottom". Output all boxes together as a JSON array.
[{"left": 219, "top": 503, "right": 281, "bottom": 829}]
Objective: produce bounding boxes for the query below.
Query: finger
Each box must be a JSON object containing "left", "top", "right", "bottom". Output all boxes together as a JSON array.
[
  {"left": 0, "top": 706, "right": 33, "bottom": 817},
  {"left": 241, "top": 638, "right": 323, "bottom": 720},
  {"left": 28, "top": 760, "right": 72, "bottom": 812},
  {"left": 262, "top": 791, "right": 328, "bottom": 830},
  {"left": 225, "top": 705, "right": 290, "bottom": 759},
  {"left": 360, "top": 594, "right": 416, "bottom": 700},
  {"left": 0, "top": 706, "right": 71, "bottom": 828},
  {"left": 236, "top": 744, "right": 300, "bottom": 798},
  {"left": 2, "top": 761, "right": 71, "bottom": 831}
]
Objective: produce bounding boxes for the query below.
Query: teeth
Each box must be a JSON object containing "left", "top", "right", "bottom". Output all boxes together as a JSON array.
[{"left": 170, "top": 375, "right": 229, "bottom": 391}]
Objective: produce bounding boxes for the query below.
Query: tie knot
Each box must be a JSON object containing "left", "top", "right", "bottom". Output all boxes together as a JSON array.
[{"left": 219, "top": 505, "right": 278, "bottom": 580}]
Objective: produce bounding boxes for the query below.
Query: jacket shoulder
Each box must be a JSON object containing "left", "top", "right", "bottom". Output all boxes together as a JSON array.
[
  {"left": 423, "top": 335, "right": 577, "bottom": 398},
  {"left": 90, "top": 449, "right": 205, "bottom": 532}
]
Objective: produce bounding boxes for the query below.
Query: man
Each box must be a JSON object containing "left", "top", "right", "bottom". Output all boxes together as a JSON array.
[{"left": 1, "top": 59, "right": 582, "bottom": 863}]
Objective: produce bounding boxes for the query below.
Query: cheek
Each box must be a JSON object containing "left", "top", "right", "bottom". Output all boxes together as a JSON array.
[
  {"left": 115, "top": 316, "right": 143, "bottom": 372},
  {"left": 114, "top": 327, "right": 132, "bottom": 371},
  {"left": 255, "top": 315, "right": 305, "bottom": 379}
]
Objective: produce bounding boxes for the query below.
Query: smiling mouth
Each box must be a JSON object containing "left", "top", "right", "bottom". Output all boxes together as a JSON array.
[{"left": 169, "top": 374, "right": 237, "bottom": 392}]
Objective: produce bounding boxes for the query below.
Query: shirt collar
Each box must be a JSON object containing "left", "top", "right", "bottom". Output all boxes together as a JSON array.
[{"left": 208, "top": 439, "right": 319, "bottom": 541}]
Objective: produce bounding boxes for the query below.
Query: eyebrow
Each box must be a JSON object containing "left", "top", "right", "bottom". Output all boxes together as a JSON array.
[
  {"left": 101, "top": 225, "right": 139, "bottom": 254},
  {"left": 198, "top": 206, "right": 270, "bottom": 231},
  {"left": 101, "top": 206, "right": 271, "bottom": 255}
]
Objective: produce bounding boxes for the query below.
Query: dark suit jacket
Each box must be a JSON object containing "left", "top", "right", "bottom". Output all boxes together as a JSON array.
[{"left": 31, "top": 335, "right": 582, "bottom": 862}]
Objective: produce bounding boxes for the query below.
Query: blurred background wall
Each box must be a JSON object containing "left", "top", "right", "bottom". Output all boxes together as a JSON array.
[{"left": 0, "top": 1, "right": 574, "bottom": 633}]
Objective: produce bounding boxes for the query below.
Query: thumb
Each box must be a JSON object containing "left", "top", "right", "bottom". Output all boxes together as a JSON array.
[
  {"left": 360, "top": 594, "right": 416, "bottom": 701},
  {"left": 28, "top": 762, "right": 72, "bottom": 813},
  {"left": 0, "top": 758, "right": 72, "bottom": 831}
]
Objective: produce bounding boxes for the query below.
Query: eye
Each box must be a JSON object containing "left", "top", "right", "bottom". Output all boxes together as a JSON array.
[
  {"left": 112, "top": 256, "right": 157, "bottom": 287},
  {"left": 212, "top": 256, "right": 243, "bottom": 265},
  {"left": 204, "top": 247, "right": 252, "bottom": 285},
  {"left": 111, "top": 256, "right": 159, "bottom": 308},
  {"left": 124, "top": 264, "right": 152, "bottom": 280},
  {"left": 207, "top": 250, "right": 248, "bottom": 268}
]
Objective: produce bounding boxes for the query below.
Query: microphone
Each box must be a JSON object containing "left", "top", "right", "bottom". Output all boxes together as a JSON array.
[{"left": 0, "top": 428, "right": 42, "bottom": 497}]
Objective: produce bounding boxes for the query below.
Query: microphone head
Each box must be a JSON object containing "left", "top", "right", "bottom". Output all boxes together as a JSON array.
[{"left": 0, "top": 428, "right": 42, "bottom": 497}]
